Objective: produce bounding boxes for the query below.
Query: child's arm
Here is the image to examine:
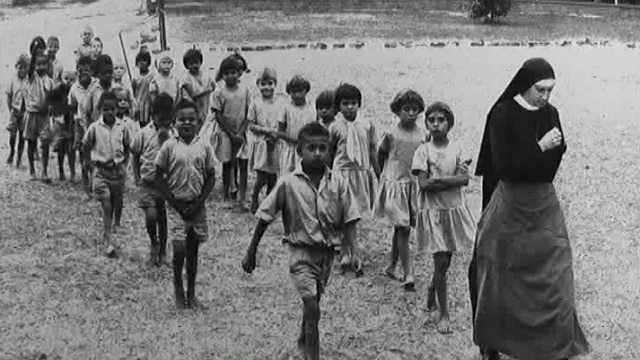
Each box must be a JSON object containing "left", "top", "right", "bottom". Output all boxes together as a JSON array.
[
  {"left": 5, "top": 91, "right": 12, "bottom": 113},
  {"left": 155, "top": 166, "right": 187, "bottom": 214},
  {"left": 182, "top": 81, "right": 213, "bottom": 100},
  {"left": 377, "top": 132, "right": 391, "bottom": 174},
  {"left": 275, "top": 110, "right": 296, "bottom": 143},
  {"left": 81, "top": 125, "right": 95, "bottom": 166},
  {"left": 242, "top": 220, "right": 270, "bottom": 273},
  {"left": 213, "top": 109, "right": 239, "bottom": 140},
  {"left": 369, "top": 124, "right": 381, "bottom": 178},
  {"left": 183, "top": 147, "right": 216, "bottom": 220},
  {"left": 149, "top": 78, "right": 159, "bottom": 101},
  {"left": 416, "top": 170, "right": 470, "bottom": 192},
  {"left": 130, "top": 133, "right": 142, "bottom": 184}
]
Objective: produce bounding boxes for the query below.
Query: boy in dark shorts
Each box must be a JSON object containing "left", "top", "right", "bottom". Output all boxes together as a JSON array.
[
  {"left": 132, "top": 93, "right": 174, "bottom": 266},
  {"left": 242, "top": 122, "right": 361, "bottom": 360},
  {"left": 155, "top": 99, "right": 216, "bottom": 309}
]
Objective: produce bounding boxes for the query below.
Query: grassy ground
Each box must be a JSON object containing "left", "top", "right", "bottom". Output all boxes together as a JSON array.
[{"left": 1, "top": 1, "right": 640, "bottom": 359}]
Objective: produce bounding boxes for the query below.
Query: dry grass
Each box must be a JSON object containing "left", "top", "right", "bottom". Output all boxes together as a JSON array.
[{"left": 1, "top": 1, "right": 640, "bottom": 359}]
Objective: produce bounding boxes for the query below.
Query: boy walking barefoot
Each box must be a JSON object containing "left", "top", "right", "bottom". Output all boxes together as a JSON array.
[
  {"left": 242, "top": 122, "right": 361, "bottom": 360},
  {"left": 155, "top": 99, "right": 216, "bottom": 309},
  {"left": 82, "top": 90, "right": 132, "bottom": 257}
]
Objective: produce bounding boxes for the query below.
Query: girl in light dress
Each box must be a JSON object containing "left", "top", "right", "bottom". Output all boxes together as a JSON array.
[
  {"left": 411, "top": 101, "right": 476, "bottom": 334},
  {"left": 374, "top": 89, "right": 429, "bottom": 290}
]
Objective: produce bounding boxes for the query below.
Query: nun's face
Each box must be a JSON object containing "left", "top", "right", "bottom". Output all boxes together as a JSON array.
[{"left": 522, "top": 79, "right": 555, "bottom": 108}]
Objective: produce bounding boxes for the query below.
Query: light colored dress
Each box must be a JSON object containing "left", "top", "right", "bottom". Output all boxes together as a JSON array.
[
  {"left": 279, "top": 101, "right": 316, "bottom": 176},
  {"left": 150, "top": 72, "right": 180, "bottom": 103},
  {"left": 180, "top": 71, "right": 215, "bottom": 123},
  {"left": 411, "top": 140, "right": 476, "bottom": 253},
  {"left": 209, "top": 81, "right": 251, "bottom": 163},
  {"left": 329, "top": 112, "right": 378, "bottom": 216},
  {"left": 373, "top": 124, "right": 428, "bottom": 227},
  {"left": 248, "top": 96, "right": 284, "bottom": 174},
  {"left": 132, "top": 71, "right": 155, "bottom": 125}
]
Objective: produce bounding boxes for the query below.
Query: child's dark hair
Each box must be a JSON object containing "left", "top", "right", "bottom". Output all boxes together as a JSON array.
[
  {"left": 182, "top": 48, "right": 203, "bottom": 68},
  {"left": 286, "top": 75, "right": 311, "bottom": 94},
  {"left": 256, "top": 67, "right": 277, "bottom": 85},
  {"left": 231, "top": 52, "right": 249, "bottom": 74},
  {"left": 77, "top": 55, "right": 93, "bottom": 70},
  {"left": 175, "top": 98, "right": 198, "bottom": 113},
  {"left": 298, "top": 122, "right": 330, "bottom": 146},
  {"left": 135, "top": 50, "right": 152, "bottom": 66},
  {"left": 425, "top": 101, "right": 455, "bottom": 129},
  {"left": 93, "top": 54, "right": 113, "bottom": 76},
  {"left": 152, "top": 93, "right": 175, "bottom": 115},
  {"left": 99, "top": 90, "right": 118, "bottom": 109},
  {"left": 28, "top": 36, "right": 47, "bottom": 79},
  {"left": 215, "top": 55, "right": 241, "bottom": 82},
  {"left": 390, "top": 89, "right": 425, "bottom": 115},
  {"left": 92, "top": 37, "right": 103, "bottom": 48},
  {"left": 334, "top": 83, "right": 362, "bottom": 112},
  {"left": 315, "top": 90, "right": 334, "bottom": 109}
]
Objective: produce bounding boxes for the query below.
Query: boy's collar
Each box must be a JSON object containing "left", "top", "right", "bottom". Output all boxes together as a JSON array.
[{"left": 292, "top": 161, "right": 331, "bottom": 181}]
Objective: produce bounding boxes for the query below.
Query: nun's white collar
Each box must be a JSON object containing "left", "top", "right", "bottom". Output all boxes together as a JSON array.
[{"left": 514, "top": 94, "right": 540, "bottom": 111}]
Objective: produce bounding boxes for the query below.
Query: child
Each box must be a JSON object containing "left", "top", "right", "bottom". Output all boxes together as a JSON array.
[
  {"left": 329, "top": 83, "right": 380, "bottom": 273},
  {"left": 180, "top": 48, "right": 215, "bottom": 128},
  {"left": 82, "top": 90, "right": 132, "bottom": 257},
  {"left": 210, "top": 55, "right": 251, "bottom": 207},
  {"left": 242, "top": 122, "right": 361, "bottom": 360},
  {"left": 115, "top": 87, "right": 140, "bottom": 137},
  {"left": 315, "top": 90, "right": 335, "bottom": 129},
  {"left": 24, "top": 51, "right": 55, "bottom": 182},
  {"left": 247, "top": 67, "right": 283, "bottom": 213},
  {"left": 88, "top": 55, "right": 114, "bottom": 125},
  {"left": 29, "top": 36, "right": 47, "bottom": 163},
  {"left": 278, "top": 75, "right": 316, "bottom": 176},
  {"left": 5, "top": 54, "right": 30, "bottom": 168},
  {"left": 69, "top": 56, "right": 98, "bottom": 197},
  {"left": 91, "top": 37, "right": 103, "bottom": 61},
  {"left": 75, "top": 27, "right": 94, "bottom": 60},
  {"left": 132, "top": 93, "right": 174, "bottom": 267},
  {"left": 149, "top": 54, "right": 180, "bottom": 103},
  {"left": 49, "top": 83, "right": 75, "bottom": 181},
  {"left": 155, "top": 99, "right": 216, "bottom": 309},
  {"left": 374, "top": 89, "right": 429, "bottom": 290},
  {"left": 132, "top": 50, "right": 154, "bottom": 127},
  {"left": 410, "top": 101, "right": 475, "bottom": 334},
  {"left": 46, "top": 36, "right": 64, "bottom": 85},
  {"left": 112, "top": 59, "right": 137, "bottom": 114}
]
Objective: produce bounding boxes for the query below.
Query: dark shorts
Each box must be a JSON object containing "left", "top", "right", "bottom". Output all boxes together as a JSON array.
[
  {"left": 168, "top": 200, "right": 208, "bottom": 244},
  {"left": 92, "top": 164, "right": 126, "bottom": 202},
  {"left": 24, "top": 112, "right": 52, "bottom": 141},
  {"left": 138, "top": 182, "right": 164, "bottom": 208},
  {"left": 288, "top": 245, "right": 335, "bottom": 299},
  {"left": 6, "top": 110, "right": 25, "bottom": 134},
  {"left": 73, "top": 119, "right": 86, "bottom": 150}
]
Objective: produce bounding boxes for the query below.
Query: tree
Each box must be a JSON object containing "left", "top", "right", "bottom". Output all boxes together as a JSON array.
[{"left": 469, "top": 0, "right": 513, "bottom": 22}]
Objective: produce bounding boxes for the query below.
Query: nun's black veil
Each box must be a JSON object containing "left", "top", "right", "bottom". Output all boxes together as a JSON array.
[{"left": 474, "top": 58, "right": 556, "bottom": 208}]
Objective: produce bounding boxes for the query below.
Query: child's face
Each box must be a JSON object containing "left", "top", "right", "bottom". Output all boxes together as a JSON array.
[
  {"left": 115, "top": 91, "right": 129, "bottom": 114},
  {"left": 290, "top": 89, "right": 308, "bottom": 106},
  {"left": 425, "top": 110, "right": 450, "bottom": 140},
  {"left": 102, "top": 99, "right": 117, "bottom": 123},
  {"left": 187, "top": 59, "right": 201, "bottom": 74},
  {"left": 82, "top": 30, "right": 93, "bottom": 45},
  {"left": 138, "top": 60, "right": 150, "bottom": 72},
  {"left": 298, "top": 135, "right": 330, "bottom": 170},
  {"left": 47, "top": 40, "right": 59, "bottom": 57},
  {"left": 317, "top": 106, "right": 335, "bottom": 122},
  {"left": 62, "top": 72, "right": 76, "bottom": 85},
  {"left": 91, "top": 41, "right": 102, "bottom": 57},
  {"left": 398, "top": 103, "right": 420, "bottom": 126},
  {"left": 77, "top": 64, "right": 92, "bottom": 86},
  {"left": 258, "top": 79, "right": 276, "bottom": 99},
  {"left": 158, "top": 58, "right": 173, "bottom": 74},
  {"left": 339, "top": 98, "right": 360, "bottom": 120},
  {"left": 35, "top": 56, "right": 49, "bottom": 75},
  {"left": 222, "top": 68, "right": 239, "bottom": 86},
  {"left": 113, "top": 65, "right": 126, "bottom": 81},
  {"left": 97, "top": 66, "right": 113, "bottom": 87},
  {"left": 16, "top": 63, "right": 28, "bottom": 79},
  {"left": 175, "top": 107, "right": 199, "bottom": 140}
]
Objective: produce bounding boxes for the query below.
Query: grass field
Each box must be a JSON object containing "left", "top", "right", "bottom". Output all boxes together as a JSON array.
[{"left": 1, "top": 0, "right": 640, "bottom": 359}]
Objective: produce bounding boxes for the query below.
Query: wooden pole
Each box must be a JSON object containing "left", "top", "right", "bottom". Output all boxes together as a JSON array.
[{"left": 118, "top": 31, "right": 134, "bottom": 85}]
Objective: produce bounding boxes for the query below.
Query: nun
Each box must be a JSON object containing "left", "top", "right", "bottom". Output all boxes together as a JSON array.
[{"left": 470, "top": 58, "right": 590, "bottom": 360}]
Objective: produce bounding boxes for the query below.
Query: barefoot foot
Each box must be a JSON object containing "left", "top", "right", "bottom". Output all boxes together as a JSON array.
[
  {"left": 436, "top": 315, "right": 452, "bottom": 334},
  {"left": 402, "top": 276, "right": 415, "bottom": 291}
]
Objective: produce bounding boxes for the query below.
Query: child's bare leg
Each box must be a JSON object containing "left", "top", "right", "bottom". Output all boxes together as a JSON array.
[
  {"left": 16, "top": 132, "right": 25, "bottom": 168},
  {"left": 383, "top": 228, "right": 399, "bottom": 278},
  {"left": 222, "top": 162, "right": 231, "bottom": 199},
  {"left": 67, "top": 143, "right": 76, "bottom": 181},
  {"left": 251, "top": 171, "right": 266, "bottom": 214},
  {"left": 238, "top": 159, "right": 248, "bottom": 209},
  {"left": 40, "top": 140, "right": 51, "bottom": 182},
  {"left": 434, "top": 252, "right": 452, "bottom": 334},
  {"left": 427, "top": 277, "right": 437, "bottom": 312},
  {"left": 185, "top": 230, "right": 201, "bottom": 308},
  {"left": 157, "top": 201, "right": 168, "bottom": 263},
  {"left": 57, "top": 147, "right": 66, "bottom": 180},
  {"left": 144, "top": 207, "right": 159, "bottom": 265},
  {"left": 7, "top": 132, "right": 16, "bottom": 165},
  {"left": 101, "top": 197, "right": 113, "bottom": 254},
  {"left": 172, "top": 239, "right": 187, "bottom": 309},
  {"left": 266, "top": 173, "right": 277, "bottom": 194},
  {"left": 397, "top": 227, "right": 414, "bottom": 290},
  {"left": 112, "top": 189, "right": 123, "bottom": 228},
  {"left": 302, "top": 296, "right": 321, "bottom": 360},
  {"left": 27, "top": 139, "right": 37, "bottom": 178}
]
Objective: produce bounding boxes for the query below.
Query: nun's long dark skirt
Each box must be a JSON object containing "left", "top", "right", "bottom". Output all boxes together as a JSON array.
[{"left": 473, "top": 182, "right": 590, "bottom": 360}]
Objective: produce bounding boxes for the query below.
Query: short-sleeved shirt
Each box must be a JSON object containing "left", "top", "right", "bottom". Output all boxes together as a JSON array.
[
  {"left": 256, "top": 162, "right": 362, "bottom": 248},
  {"left": 329, "top": 113, "right": 377, "bottom": 170},
  {"left": 5, "top": 75, "right": 29, "bottom": 113},
  {"left": 181, "top": 71, "right": 215, "bottom": 121},
  {"left": 68, "top": 80, "right": 96, "bottom": 128},
  {"left": 119, "top": 115, "right": 140, "bottom": 138},
  {"left": 280, "top": 102, "right": 316, "bottom": 141},
  {"left": 49, "top": 58, "right": 64, "bottom": 85},
  {"left": 155, "top": 135, "right": 216, "bottom": 202},
  {"left": 24, "top": 74, "right": 54, "bottom": 113},
  {"left": 82, "top": 117, "right": 131, "bottom": 166},
  {"left": 379, "top": 125, "right": 429, "bottom": 182},
  {"left": 131, "top": 123, "right": 174, "bottom": 183},
  {"left": 210, "top": 82, "right": 251, "bottom": 133},
  {"left": 150, "top": 73, "right": 180, "bottom": 102},
  {"left": 411, "top": 140, "right": 468, "bottom": 210}
]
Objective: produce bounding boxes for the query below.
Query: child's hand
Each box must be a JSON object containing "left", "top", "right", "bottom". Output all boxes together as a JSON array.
[
  {"left": 231, "top": 134, "right": 244, "bottom": 146},
  {"left": 242, "top": 249, "right": 257, "bottom": 273}
]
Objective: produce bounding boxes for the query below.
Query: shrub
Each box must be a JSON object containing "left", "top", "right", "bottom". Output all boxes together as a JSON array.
[{"left": 470, "top": 0, "right": 513, "bottom": 22}]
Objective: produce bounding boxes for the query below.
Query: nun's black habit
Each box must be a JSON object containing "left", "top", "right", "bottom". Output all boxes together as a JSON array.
[{"left": 471, "top": 58, "right": 590, "bottom": 360}]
